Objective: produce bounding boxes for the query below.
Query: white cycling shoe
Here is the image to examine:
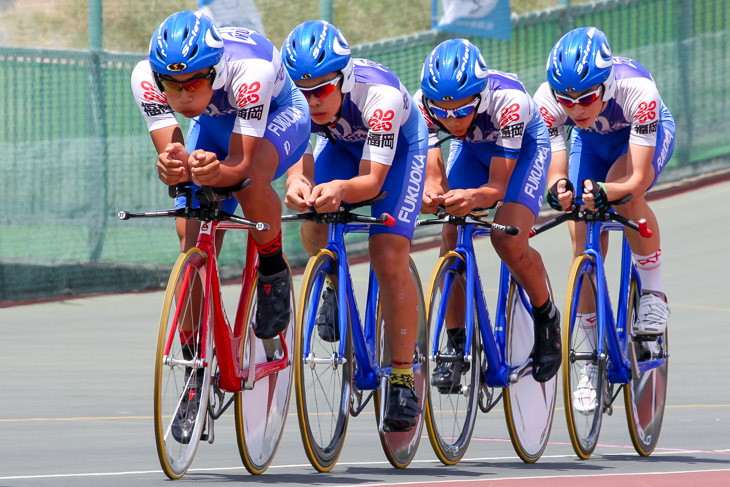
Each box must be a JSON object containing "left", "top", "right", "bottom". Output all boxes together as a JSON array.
[
  {"left": 572, "top": 363, "right": 598, "bottom": 415},
  {"left": 633, "top": 292, "right": 670, "bottom": 336}
]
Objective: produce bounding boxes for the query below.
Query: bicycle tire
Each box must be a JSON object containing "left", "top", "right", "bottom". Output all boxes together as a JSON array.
[
  {"left": 153, "top": 248, "right": 213, "bottom": 479},
  {"left": 294, "top": 250, "right": 353, "bottom": 472},
  {"left": 563, "top": 254, "right": 605, "bottom": 459},
  {"left": 503, "top": 278, "right": 557, "bottom": 463},
  {"left": 373, "top": 256, "right": 428, "bottom": 468},
  {"left": 423, "top": 252, "right": 480, "bottom": 465},
  {"left": 234, "top": 262, "right": 295, "bottom": 474},
  {"left": 623, "top": 276, "right": 669, "bottom": 456}
]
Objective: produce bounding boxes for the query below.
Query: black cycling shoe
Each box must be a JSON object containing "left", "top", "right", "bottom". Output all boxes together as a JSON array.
[
  {"left": 171, "top": 368, "right": 204, "bottom": 444},
  {"left": 431, "top": 329, "right": 469, "bottom": 394},
  {"left": 532, "top": 302, "right": 562, "bottom": 383},
  {"left": 383, "top": 384, "right": 422, "bottom": 433},
  {"left": 254, "top": 269, "right": 291, "bottom": 339},
  {"left": 316, "top": 282, "right": 339, "bottom": 342}
]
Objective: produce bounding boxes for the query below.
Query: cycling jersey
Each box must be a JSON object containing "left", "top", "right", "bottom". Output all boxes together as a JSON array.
[
  {"left": 534, "top": 57, "right": 675, "bottom": 188},
  {"left": 131, "top": 27, "right": 310, "bottom": 212},
  {"left": 309, "top": 59, "right": 428, "bottom": 239},
  {"left": 415, "top": 69, "right": 551, "bottom": 217}
]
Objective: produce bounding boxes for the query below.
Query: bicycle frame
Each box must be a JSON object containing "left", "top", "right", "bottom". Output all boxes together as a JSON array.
[
  {"left": 578, "top": 219, "right": 664, "bottom": 384},
  {"left": 161, "top": 220, "right": 289, "bottom": 394},
  {"left": 429, "top": 222, "right": 530, "bottom": 390}
]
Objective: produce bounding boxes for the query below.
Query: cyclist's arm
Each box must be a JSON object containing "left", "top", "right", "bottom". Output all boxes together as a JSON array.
[
  {"left": 284, "top": 153, "right": 315, "bottom": 212},
  {"left": 603, "top": 143, "right": 656, "bottom": 199},
  {"left": 150, "top": 125, "right": 191, "bottom": 185},
  {"left": 309, "top": 159, "right": 389, "bottom": 212},
  {"left": 475, "top": 155, "right": 516, "bottom": 208},
  {"left": 422, "top": 146, "right": 448, "bottom": 213}
]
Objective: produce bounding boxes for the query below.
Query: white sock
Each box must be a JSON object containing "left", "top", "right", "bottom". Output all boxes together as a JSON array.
[{"left": 633, "top": 249, "right": 665, "bottom": 295}]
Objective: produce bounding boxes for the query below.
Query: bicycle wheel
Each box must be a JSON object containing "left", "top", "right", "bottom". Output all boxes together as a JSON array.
[
  {"left": 423, "top": 252, "right": 480, "bottom": 465},
  {"left": 234, "top": 262, "right": 295, "bottom": 474},
  {"left": 503, "top": 278, "right": 557, "bottom": 463},
  {"left": 154, "top": 249, "right": 213, "bottom": 479},
  {"left": 563, "top": 254, "right": 606, "bottom": 459},
  {"left": 623, "top": 276, "right": 669, "bottom": 456},
  {"left": 374, "top": 256, "right": 428, "bottom": 468},
  {"left": 294, "top": 250, "right": 353, "bottom": 472}
]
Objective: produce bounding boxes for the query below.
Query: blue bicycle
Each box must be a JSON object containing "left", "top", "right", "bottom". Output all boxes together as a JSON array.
[
  {"left": 532, "top": 198, "right": 669, "bottom": 458},
  {"left": 282, "top": 195, "right": 428, "bottom": 471},
  {"left": 419, "top": 209, "right": 557, "bottom": 465}
]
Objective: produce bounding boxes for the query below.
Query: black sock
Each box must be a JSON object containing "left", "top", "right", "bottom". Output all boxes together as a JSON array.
[
  {"left": 258, "top": 233, "right": 287, "bottom": 276},
  {"left": 532, "top": 299, "right": 556, "bottom": 322}
]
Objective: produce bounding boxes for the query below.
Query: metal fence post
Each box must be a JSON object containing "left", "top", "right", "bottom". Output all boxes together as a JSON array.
[
  {"left": 677, "top": 0, "right": 694, "bottom": 166},
  {"left": 320, "top": 0, "right": 333, "bottom": 23},
  {"left": 88, "top": 0, "right": 109, "bottom": 261}
]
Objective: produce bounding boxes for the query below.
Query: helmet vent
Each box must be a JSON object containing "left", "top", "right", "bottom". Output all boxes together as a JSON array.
[
  {"left": 317, "top": 50, "right": 326, "bottom": 65},
  {"left": 184, "top": 27, "right": 190, "bottom": 38},
  {"left": 190, "top": 45, "right": 198, "bottom": 59}
]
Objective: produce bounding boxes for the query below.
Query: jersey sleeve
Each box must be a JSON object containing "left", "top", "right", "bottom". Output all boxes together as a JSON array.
[
  {"left": 490, "top": 89, "right": 534, "bottom": 157},
  {"left": 227, "top": 58, "right": 276, "bottom": 138},
  {"left": 359, "top": 85, "right": 406, "bottom": 166},
  {"left": 130, "top": 60, "right": 178, "bottom": 133},
  {"left": 533, "top": 82, "right": 569, "bottom": 153},
  {"left": 617, "top": 77, "right": 662, "bottom": 147}
]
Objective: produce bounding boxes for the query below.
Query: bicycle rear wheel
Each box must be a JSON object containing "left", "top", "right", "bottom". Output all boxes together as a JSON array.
[
  {"left": 234, "top": 263, "right": 295, "bottom": 474},
  {"left": 623, "top": 276, "right": 669, "bottom": 456},
  {"left": 153, "top": 249, "right": 213, "bottom": 479},
  {"left": 503, "top": 278, "right": 557, "bottom": 463},
  {"left": 374, "top": 256, "right": 428, "bottom": 468},
  {"left": 423, "top": 252, "right": 480, "bottom": 465},
  {"left": 294, "top": 250, "right": 353, "bottom": 472},
  {"left": 563, "top": 254, "right": 605, "bottom": 459}
]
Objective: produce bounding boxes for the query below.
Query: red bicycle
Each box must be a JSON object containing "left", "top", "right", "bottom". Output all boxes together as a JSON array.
[{"left": 118, "top": 182, "right": 294, "bottom": 479}]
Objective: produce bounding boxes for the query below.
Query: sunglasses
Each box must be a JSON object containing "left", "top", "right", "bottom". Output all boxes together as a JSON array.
[
  {"left": 427, "top": 97, "right": 480, "bottom": 119},
  {"left": 297, "top": 74, "right": 342, "bottom": 100},
  {"left": 553, "top": 86, "right": 603, "bottom": 108},
  {"left": 156, "top": 70, "right": 215, "bottom": 93}
]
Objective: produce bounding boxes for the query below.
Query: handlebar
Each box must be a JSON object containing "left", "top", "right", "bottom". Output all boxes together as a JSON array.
[
  {"left": 530, "top": 198, "right": 652, "bottom": 239},
  {"left": 417, "top": 207, "right": 520, "bottom": 236},
  {"left": 117, "top": 180, "right": 269, "bottom": 231},
  {"left": 281, "top": 192, "right": 395, "bottom": 227}
]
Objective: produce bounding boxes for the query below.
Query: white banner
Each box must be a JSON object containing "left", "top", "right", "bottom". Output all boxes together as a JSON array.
[
  {"left": 433, "top": 0, "right": 511, "bottom": 40},
  {"left": 197, "top": 0, "right": 266, "bottom": 35}
]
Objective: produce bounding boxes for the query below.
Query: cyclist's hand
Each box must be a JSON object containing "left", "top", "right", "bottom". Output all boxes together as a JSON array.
[
  {"left": 547, "top": 178, "right": 574, "bottom": 211},
  {"left": 308, "top": 181, "right": 343, "bottom": 213},
  {"left": 582, "top": 179, "right": 609, "bottom": 211},
  {"left": 285, "top": 177, "right": 313, "bottom": 212},
  {"left": 189, "top": 149, "right": 222, "bottom": 187},
  {"left": 441, "top": 189, "right": 478, "bottom": 217},
  {"left": 158, "top": 143, "right": 191, "bottom": 185},
  {"left": 422, "top": 184, "right": 446, "bottom": 214}
]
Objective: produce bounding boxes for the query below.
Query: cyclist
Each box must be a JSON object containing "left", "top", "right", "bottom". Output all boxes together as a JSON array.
[
  {"left": 535, "top": 26, "right": 674, "bottom": 412},
  {"left": 281, "top": 20, "right": 428, "bottom": 432},
  {"left": 130, "top": 11, "right": 309, "bottom": 442},
  {"left": 417, "top": 38, "right": 561, "bottom": 385}
]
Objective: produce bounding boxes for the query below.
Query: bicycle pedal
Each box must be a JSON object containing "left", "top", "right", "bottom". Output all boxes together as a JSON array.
[{"left": 634, "top": 334, "right": 660, "bottom": 342}]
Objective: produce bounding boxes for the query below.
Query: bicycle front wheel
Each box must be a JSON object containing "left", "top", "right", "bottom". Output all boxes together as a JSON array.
[
  {"left": 503, "top": 278, "right": 557, "bottom": 463},
  {"left": 294, "top": 250, "right": 353, "bottom": 472},
  {"left": 153, "top": 249, "right": 213, "bottom": 479},
  {"left": 423, "top": 252, "right": 480, "bottom": 465},
  {"left": 623, "top": 276, "right": 669, "bottom": 456},
  {"left": 563, "top": 254, "right": 605, "bottom": 459},
  {"left": 374, "top": 256, "right": 428, "bottom": 468},
  {"left": 234, "top": 263, "right": 295, "bottom": 474}
]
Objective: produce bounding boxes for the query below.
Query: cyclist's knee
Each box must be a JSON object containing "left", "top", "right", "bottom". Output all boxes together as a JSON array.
[{"left": 491, "top": 231, "right": 527, "bottom": 264}]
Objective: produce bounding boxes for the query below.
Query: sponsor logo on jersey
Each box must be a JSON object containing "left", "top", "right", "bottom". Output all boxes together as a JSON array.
[
  {"left": 236, "top": 82, "right": 261, "bottom": 107},
  {"left": 500, "top": 122, "right": 525, "bottom": 139},
  {"left": 368, "top": 109, "right": 395, "bottom": 132},
  {"left": 539, "top": 106, "right": 556, "bottom": 128},
  {"left": 398, "top": 154, "right": 426, "bottom": 224},
  {"left": 237, "top": 104, "right": 263, "bottom": 120},
  {"left": 635, "top": 101, "right": 657, "bottom": 123},
  {"left": 267, "top": 106, "right": 306, "bottom": 135},
  {"left": 655, "top": 127, "right": 673, "bottom": 171},
  {"left": 523, "top": 146, "right": 550, "bottom": 198},
  {"left": 367, "top": 133, "right": 394, "bottom": 148},
  {"left": 141, "top": 80, "right": 167, "bottom": 103},
  {"left": 499, "top": 103, "right": 520, "bottom": 127}
]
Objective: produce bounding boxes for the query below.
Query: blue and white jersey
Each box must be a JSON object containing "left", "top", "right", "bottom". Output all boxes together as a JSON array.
[
  {"left": 415, "top": 69, "right": 545, "bottom": 159},
  {"left": 534, "top": 57, "right": 671, "bottom": 152},
  {"left": 131, "top": 27, "right": 302, "bottom": 138},
  {"left": 305, "top": 59, "right": 419, "bottom": 166}
]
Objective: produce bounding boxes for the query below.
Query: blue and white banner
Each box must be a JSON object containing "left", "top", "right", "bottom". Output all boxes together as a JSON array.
[
  {"left": 197, "top": 0, "right": 266, "bottom": 35},
  {"left": 433, "top": 0, "right": 511, "bottom": 40}
]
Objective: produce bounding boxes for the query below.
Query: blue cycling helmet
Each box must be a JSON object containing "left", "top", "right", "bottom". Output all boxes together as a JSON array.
[
  {"left": 421, "top": 38, "right": 489, "bottom": 102},
  {"left": 546, "top": 26, "right": 615, "bottom": 101},
  {"left": 149, "top": 11, "right": 226, "bottom": 89},
  {"left": 282, "top": 20, "right": 355, "bottom": 93}
]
